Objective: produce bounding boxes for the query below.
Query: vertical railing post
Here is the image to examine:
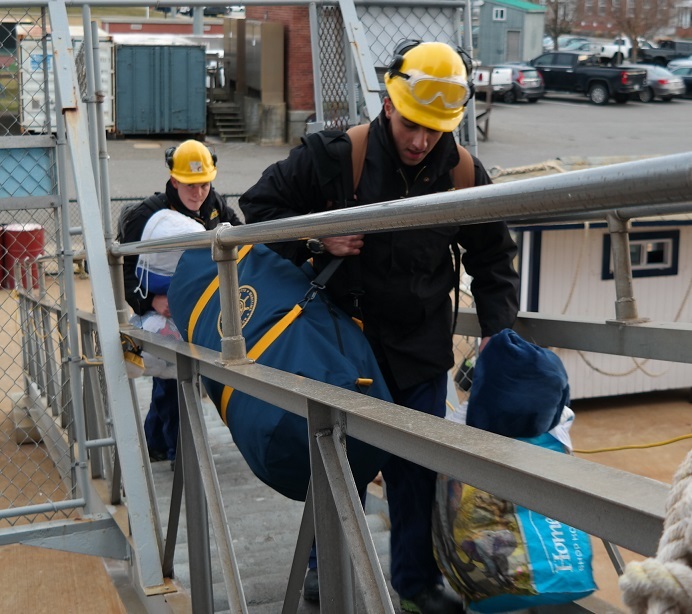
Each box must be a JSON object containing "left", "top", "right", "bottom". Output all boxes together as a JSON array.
[
  {"left": 212, "top": 225, "right": 248, "bottom": 364},
  {"left": 606, "top": 213, "right": 646, "bottom": 323},
  {"left": 307, "top": 399, "right": 356, "bottom": 614},
  {"left": 17, "top": 265, "right": 32, "bottom": 396},
  {"left": 81, "top": 6, "right": 101, "bottom": 205},
  {"left": 37, "top": 263, "right": 59, "bottom": 416},
  {"left": 109, "top": 251, "right": 132, "bottom": 328},
  {"left": 177, "top": 355, "right": 214, "bottom": 613}
]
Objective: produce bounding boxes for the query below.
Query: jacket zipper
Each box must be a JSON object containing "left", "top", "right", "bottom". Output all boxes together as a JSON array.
[{"left": 397, "top": 165, "right": 428, "bottom": 197}]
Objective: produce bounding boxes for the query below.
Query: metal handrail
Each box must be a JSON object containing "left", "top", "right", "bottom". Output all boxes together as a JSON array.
[{"left": 112, "top": 151, "right": 692, "bottom": 257}]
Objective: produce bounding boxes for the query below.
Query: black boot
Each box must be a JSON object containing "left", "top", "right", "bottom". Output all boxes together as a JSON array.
[
  {"left": 302, "top": 568, "right": 319, "bottom": 602},
  {"left": 400, "top": 584, "right": 466, "bottom": 614}
]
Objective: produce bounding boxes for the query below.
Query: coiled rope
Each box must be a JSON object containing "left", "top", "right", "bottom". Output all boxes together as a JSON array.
[{"left": 619, "top": 448, "right": 692, "bottom": 613}]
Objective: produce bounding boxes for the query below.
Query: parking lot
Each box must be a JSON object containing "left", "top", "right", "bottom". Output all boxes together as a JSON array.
[{"left": 476, "top": 93, "right": 692, "bottom": 170}]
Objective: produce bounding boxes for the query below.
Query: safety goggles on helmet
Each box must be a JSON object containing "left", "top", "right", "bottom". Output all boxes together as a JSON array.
[{"left": 396, "top": 69, "right": 471, "bottom": 109}]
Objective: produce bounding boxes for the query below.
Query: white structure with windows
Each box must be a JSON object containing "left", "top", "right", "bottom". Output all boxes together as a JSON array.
[{"left": 517, "top": 215, "right": 692, "bottom": 399}]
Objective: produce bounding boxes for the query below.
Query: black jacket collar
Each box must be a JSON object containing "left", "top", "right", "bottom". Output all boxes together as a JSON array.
[{"left": 373, "top": 109, "right": 461, "bottom": 186}]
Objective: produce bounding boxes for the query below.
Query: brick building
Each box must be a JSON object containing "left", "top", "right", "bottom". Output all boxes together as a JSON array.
[
  {"left": 551, "top": 0, "right": 690, "bottom": 39},
  {"left": 245, "top": 6, "right": 315, "bottom": 142}
]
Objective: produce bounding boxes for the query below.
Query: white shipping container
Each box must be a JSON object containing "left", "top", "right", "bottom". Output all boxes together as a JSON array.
[{"left": 19, "top": 28, "right": 114, "bottom": 133}]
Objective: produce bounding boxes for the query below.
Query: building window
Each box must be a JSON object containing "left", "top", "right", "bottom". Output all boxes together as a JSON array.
[
  {"left": 681, "top": 7, "right": 691, "bottom": 29},
  {"left": 493, "top": 7, "right": 507, "bottom": 20},
  {"left": 602, "top": 230, "right": 680, "bottom": 279}
]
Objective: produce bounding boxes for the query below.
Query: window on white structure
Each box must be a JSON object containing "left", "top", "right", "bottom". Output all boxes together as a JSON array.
[
  {"left": 602, "top": 230, "right": 679, "bottom": 279},
  {"left": 493, "top": 7, "right": 506, "bottom": 20}
]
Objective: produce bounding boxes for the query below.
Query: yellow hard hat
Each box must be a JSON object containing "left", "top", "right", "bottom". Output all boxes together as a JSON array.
[
  {"left": 384, "top": 42, "right": 471, "bottom": 132},
  {"left": 166, "top": 140, "right": 217, "bottom": 184}
]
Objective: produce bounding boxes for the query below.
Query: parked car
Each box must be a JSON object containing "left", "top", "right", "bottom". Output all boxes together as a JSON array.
[
  {"left": 636, "top": 64, "right": 686, "bottom": 102},
  {"left": 562, "top": 41, "right": 603, "bottom": 55},
  {"left": 491, "top": 64, "right": 544, "bottom": 103},
  {"left": 669, "top": 65, "right": 692, "bottom": 96},
  {"left": 542, "top": 35, "right": 590, "bottom": 52},
  {"left": 557, "top": 35, "right": 591, "bottom": 49},
  {"left": 529, "top": 51, "right": 647, "bottom": 104},
  {"left": 667, "top": 56, "right": 692, "bottom": 70}
]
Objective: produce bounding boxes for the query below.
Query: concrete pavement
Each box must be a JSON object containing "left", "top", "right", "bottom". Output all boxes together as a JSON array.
[{"left": 105, "top": 137, "right": 293, "bottom": 200}]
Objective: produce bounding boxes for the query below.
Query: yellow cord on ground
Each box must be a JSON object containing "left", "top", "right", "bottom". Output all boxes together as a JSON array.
[{"left": 574, "top": 433, "right": 692, "bottom": 454}]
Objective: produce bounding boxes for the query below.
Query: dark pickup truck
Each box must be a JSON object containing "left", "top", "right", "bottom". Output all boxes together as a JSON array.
[
  {"left": 638, "top": 40, "right": 692, "bottom": 66},
  {"left": 529, "top": 51, "right": 646, "bottom": 104}
]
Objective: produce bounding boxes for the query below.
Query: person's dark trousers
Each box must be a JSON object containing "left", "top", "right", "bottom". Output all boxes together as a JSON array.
[
  {"left": 380, "top": 368, "right": 448, "bottom": 600},
  {"left": 144, "top": 377, "right": 179, "bottom": 461}
]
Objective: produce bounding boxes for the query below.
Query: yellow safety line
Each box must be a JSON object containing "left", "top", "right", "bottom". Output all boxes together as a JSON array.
[{"left": 574, "top": 433, "right": 692, "bottom": 454}]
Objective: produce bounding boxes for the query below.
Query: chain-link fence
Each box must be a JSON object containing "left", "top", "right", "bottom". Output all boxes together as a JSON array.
[
  {"left": 0, "top": 7, "right": 77, "bottom": 525},
  {"left": 314, "top": 3, "right": 467, "bottom": 134}
]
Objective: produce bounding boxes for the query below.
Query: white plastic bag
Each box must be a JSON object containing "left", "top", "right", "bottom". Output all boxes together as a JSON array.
[
  {"left": 126, "top": 312, "right": 182, "bottom": 379},
  {"left": 135, "top": 209, "right": 205, "bottom": 298}
]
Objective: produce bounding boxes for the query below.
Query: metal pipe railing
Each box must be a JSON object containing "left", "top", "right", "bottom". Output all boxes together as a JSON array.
[
  {"left": 124, "top": 325, "right": 670, "bottom": 560},
  {"left": 112, "top": 152, "right": 692, "bottom": 258}
]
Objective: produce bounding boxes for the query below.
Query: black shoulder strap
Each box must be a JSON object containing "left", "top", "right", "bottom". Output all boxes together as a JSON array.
[{"left": 301, "top": 131, "right": 355, "bottom": 208}]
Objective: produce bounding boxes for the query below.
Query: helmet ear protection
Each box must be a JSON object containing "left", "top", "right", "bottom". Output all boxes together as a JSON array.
[
  {"left": 165, "top": 144, "right": 218, "bottom": 170},
  {"left": 386, "top": 39, "right": 475, "bottom": 101},
  {"left": 387, "top": 39, "right": 422, "bottom": 78},
  {"left": 457, "top": 47, "right": 475, "bottom": 101}
]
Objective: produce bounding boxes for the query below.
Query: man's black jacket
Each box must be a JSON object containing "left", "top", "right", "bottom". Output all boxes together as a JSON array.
[{"left": 240, "top": 112, "right": 519, "bottom": 388}]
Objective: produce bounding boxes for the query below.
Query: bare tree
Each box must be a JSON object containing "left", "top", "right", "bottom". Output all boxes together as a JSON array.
[
  {"left": 613, "top": 0, "right": 675, "bottom": 60},
  {"left": 544, "top": 0, "right": 575, "bottom": 49}
]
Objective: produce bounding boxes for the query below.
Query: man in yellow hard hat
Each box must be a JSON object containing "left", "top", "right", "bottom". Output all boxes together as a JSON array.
[
  {"left": 240, "top": 41, "right": 519, "bottom": 612},
  {"left": 118, "top": 139, "right": 242, "bottom": 469}
]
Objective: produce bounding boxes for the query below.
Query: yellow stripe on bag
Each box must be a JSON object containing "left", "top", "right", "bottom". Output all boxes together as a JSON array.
[
  {"left": 188, "top": 276, "right": 220, "bottom": 340},
  {"left": 220, "top": 303, "right": 305, "bottom": 424},
  {"left": 187, "top": 244, "right": 254, "bottom": 341}
]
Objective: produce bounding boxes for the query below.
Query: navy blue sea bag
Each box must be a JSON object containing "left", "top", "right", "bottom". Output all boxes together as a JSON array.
[{"left": 168, "top": 244, "right": 391, "bottom": 501}]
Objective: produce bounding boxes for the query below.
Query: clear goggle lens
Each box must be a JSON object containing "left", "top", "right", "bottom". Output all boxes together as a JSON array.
[{"left": 406, "top": 71, "right": 470, "bottom": 109}]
